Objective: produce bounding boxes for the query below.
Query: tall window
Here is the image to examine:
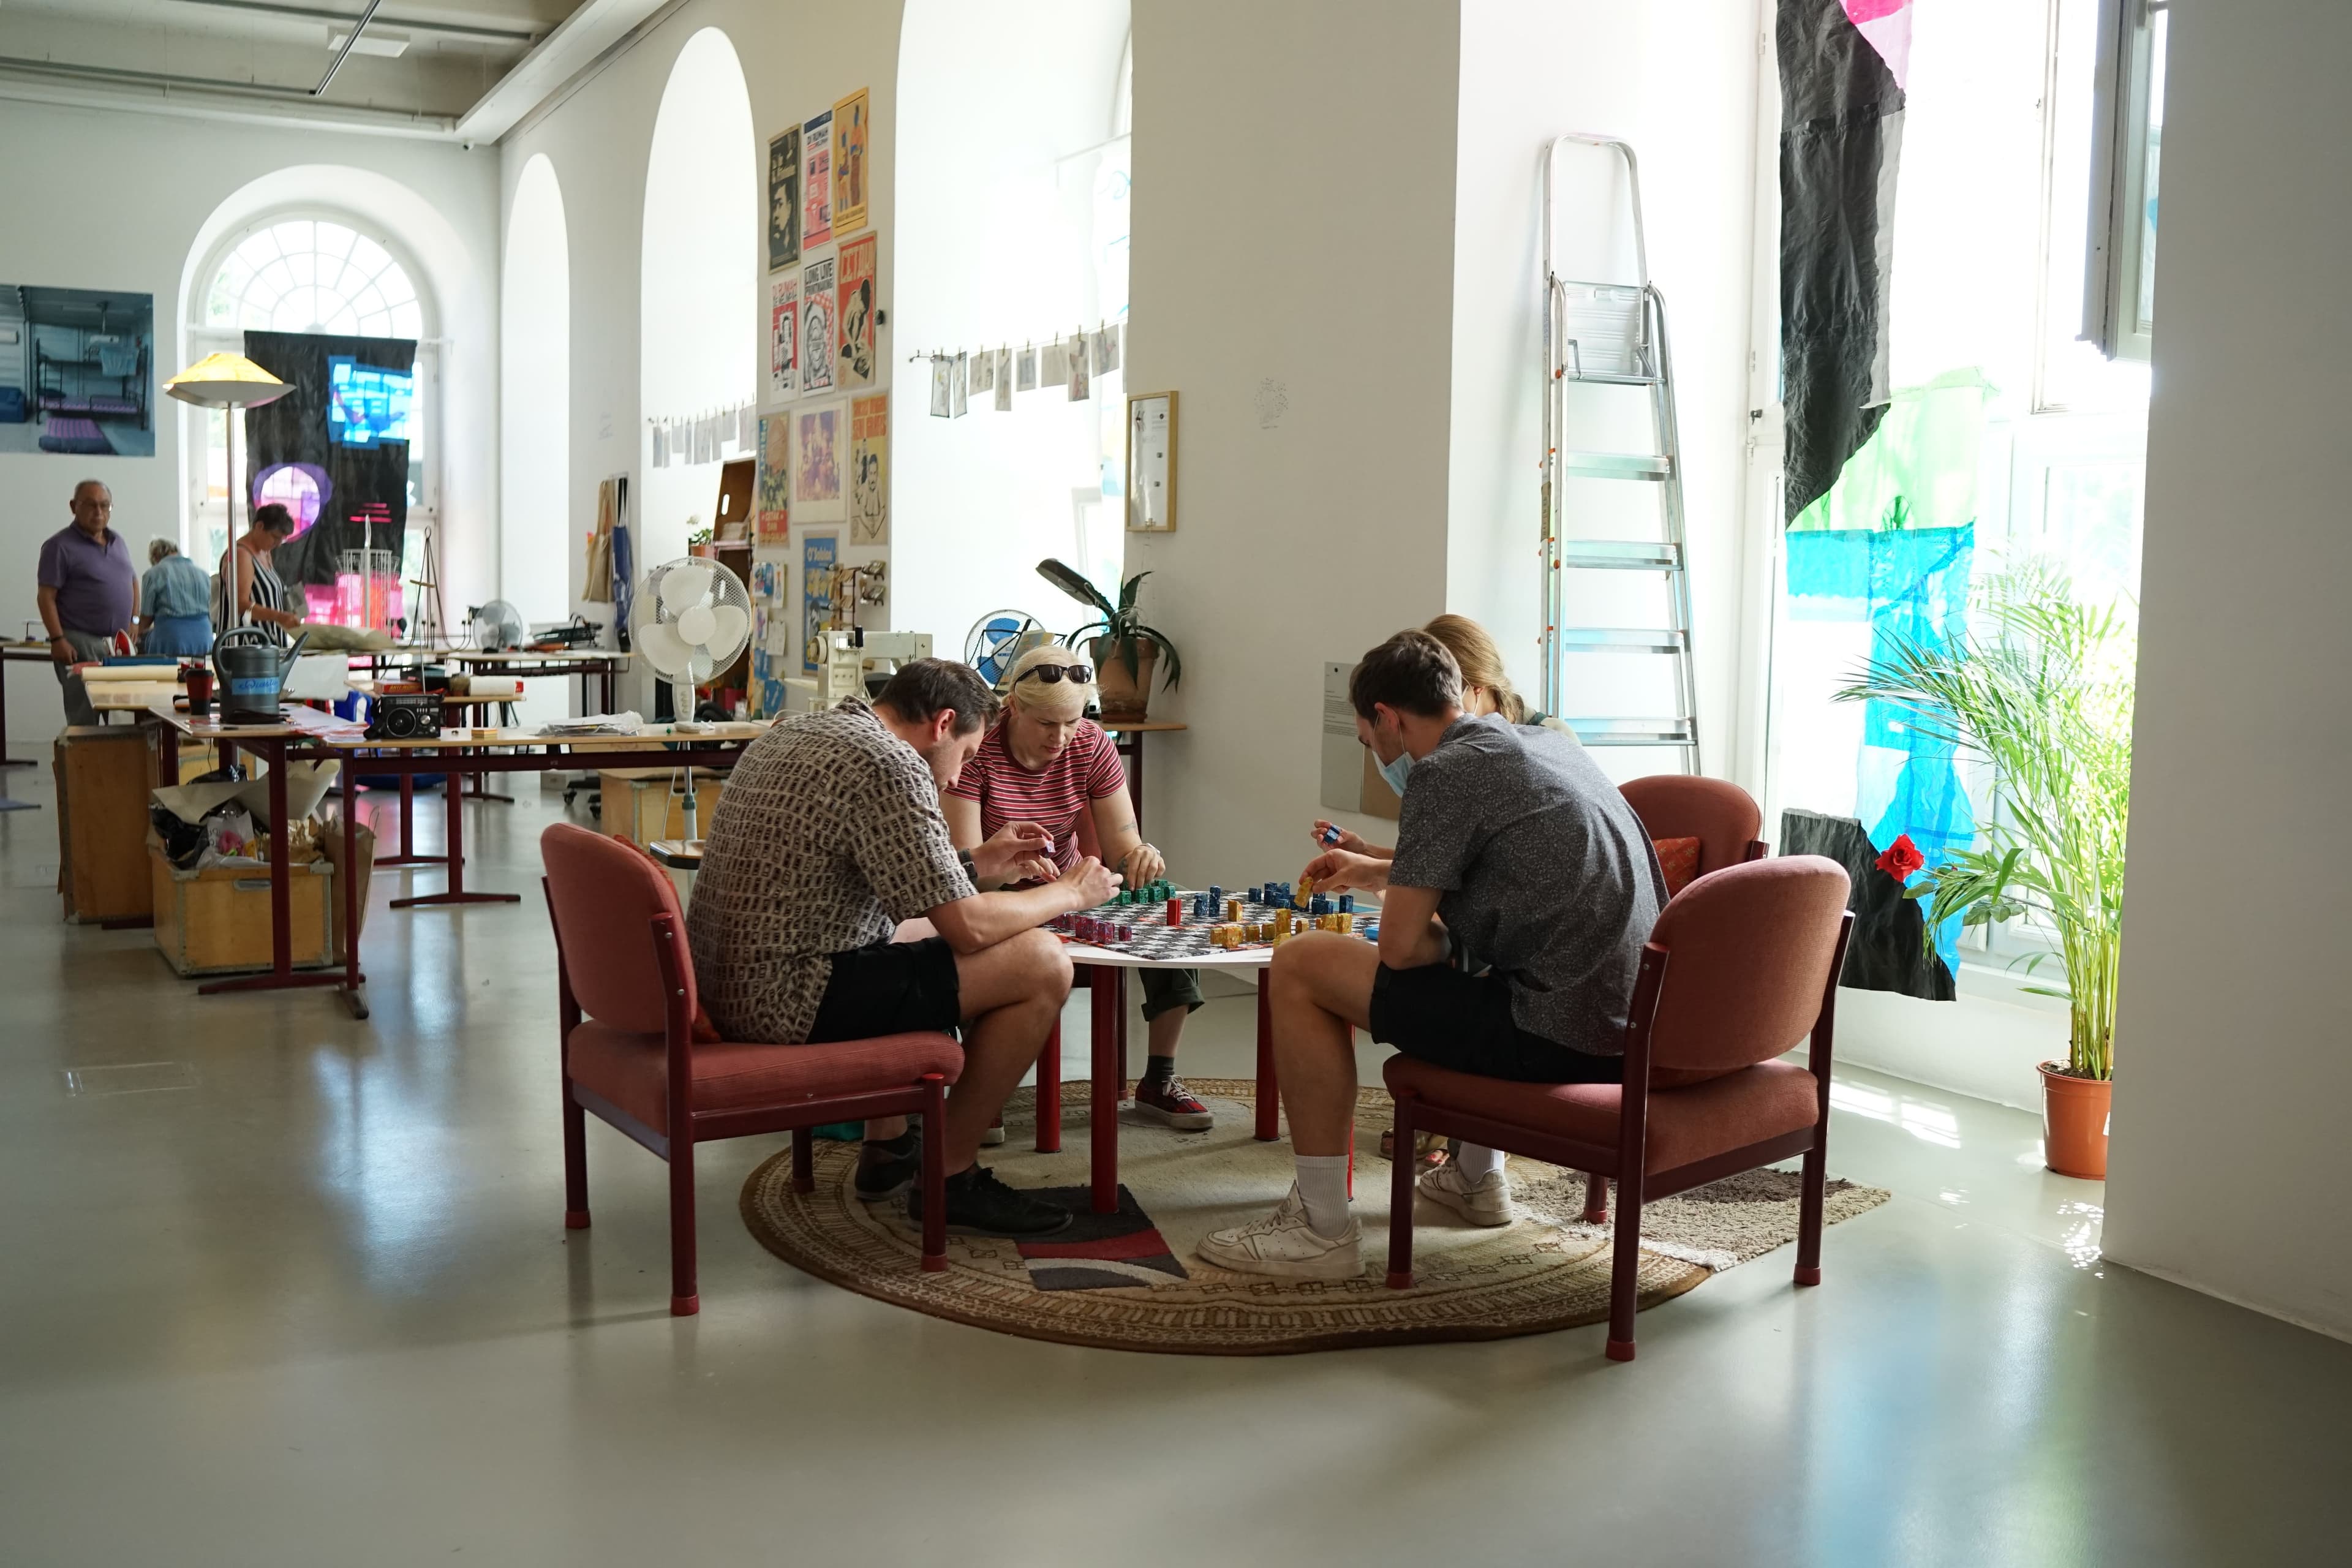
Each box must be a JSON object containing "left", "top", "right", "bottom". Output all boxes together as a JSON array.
[{"left": 187, "top": 216, "right": 437, "bottom": 575}]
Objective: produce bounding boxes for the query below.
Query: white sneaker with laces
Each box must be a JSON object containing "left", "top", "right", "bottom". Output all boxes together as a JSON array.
[
  {"left": 1196, "top": 1186, "right": 1363, "bottom": 1281},
  {"left": 1417, "top": 1161, "right": 1515, "bottom": 1227}
]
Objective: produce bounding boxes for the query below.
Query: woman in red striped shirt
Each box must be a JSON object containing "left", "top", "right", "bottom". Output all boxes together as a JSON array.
[{"left": 944, "top": 646, "right": 1210, "bottom": 1129}]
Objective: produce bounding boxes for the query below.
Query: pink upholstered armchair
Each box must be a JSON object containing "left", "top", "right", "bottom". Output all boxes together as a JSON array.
[
  {"left": 540, "top": 823, "right": 963, "bottom": 1314},
  {"left": 1384, "top": 856, "right": 1854, "bottom": 1361},
  {"left": 1619, "top": 774, "right": 1769, "bottom": 890}
]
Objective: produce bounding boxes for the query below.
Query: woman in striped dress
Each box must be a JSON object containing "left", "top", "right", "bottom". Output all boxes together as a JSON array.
[
  {"left": 214, "top": 502, "right": 303, "bottom": 645},
  {"left": 943, "top": 644, "right": 1212, "bottom": 1131}
]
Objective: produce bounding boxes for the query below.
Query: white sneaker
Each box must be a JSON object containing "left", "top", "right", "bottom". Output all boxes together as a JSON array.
[
  {"left": 1196, "top": 1186, "right": 1363, "bottom": 1281},
  {"left": 1417, "top": 1161, "right": 1515, "bottom": 1227}
]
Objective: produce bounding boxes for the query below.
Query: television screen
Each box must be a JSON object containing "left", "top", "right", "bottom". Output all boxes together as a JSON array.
[{"left": 327, "top": 356, "right": 413, "bottom": 447}]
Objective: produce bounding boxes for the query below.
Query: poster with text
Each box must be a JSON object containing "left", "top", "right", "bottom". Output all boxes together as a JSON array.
[
  {"left": 794, "top": 402, "right": 844, "bottom": 521},
  {"left": 755, "top": 413, "right": 790, "bottom": 543},
  {"left": 800, "top": 255, "right": 836, "bottom": 395},
  {"left": 0, "top": 284, "right": 157, "bottom": 458},
  {"left": 767, "top": 273, "right": 798, "bottom": 404},
  {"left": 750, "top": 557, "right": 788, "bottom": 717},
  {"left": 835, "top": 233, "right": 876, "bottom": 388},
  {"left": 850, "top": 394, "right": 889, "bottom": 546},
  {"left": 802, "top": 531, "right": 837, "bottom": 675},
  {"left": 766, "top": 126, "right": 801, "bottom": 270},
  {"left": 802, "top": 110, "right": 834, "bottom": 249},
  {"left": 831, "top": 88, "right": 870, "bottom": 236}
]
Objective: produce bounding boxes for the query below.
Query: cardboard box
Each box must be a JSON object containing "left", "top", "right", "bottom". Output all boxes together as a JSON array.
[
  {"left": 55, "top": 726, "right": 156, "bottom": 923},
  {"left": 149, "top": 842, "right": 334, "bottom": 976},
  {"left": 600, "top": 767, "right": 725, "bottom": 844}
]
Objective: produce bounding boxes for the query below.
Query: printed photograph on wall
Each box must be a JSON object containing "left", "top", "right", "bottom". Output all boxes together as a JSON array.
[
  {"left": 794, "top": 402, "right": 843, "bottom": 522},
  {"left": 1066, "top": 333, "right": 1090, "bottom": 401},
  {"left": 929, "top": 355, "right": 951, "bottom": 418},
  {"left": 970, "top": 349, "right": 994, "bottom": 396},
  {"left": 800, "top": 255, "right": 836, "bottom": 396},
  {"left": 767, "top": 273, "right": 799, "bottom": 405},
  {"left": 835, "top": 233, "right": 876, "bottom": 389},
  {"left": 766, "top": 126, "right": 801, "bottom": 270},
  {"left": 755, "top": 412, "right": 790, "bottom": 543},
  {"left": 0, "top": 285, "right": 156, "bottom": 457},
  {"left": 832, "top": 88, "right": 870, "bottom": 236},
  {"left": 801, "top": 530, "right": 837, "bottom": 674},
  {"left": 850, "top": 393, "right": 889, "bottom": 546},
  {"left": 1016, "top": 346, "right": 1036, "bottom": 393},
  {"left": 995, "top": 347, "right": 1012, "bottom": 411},
  {"left": 950, "top": 353, "right": 968, "bottom": 418},
  {"left": 802, "top": 110, "right": 834, "bottom": 250}
]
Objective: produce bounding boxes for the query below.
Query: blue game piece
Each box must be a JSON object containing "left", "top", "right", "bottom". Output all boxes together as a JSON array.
[
  {"left": 1208, "top": 884, "right": 1222, "bottom": 903},
  {"left": 1339, "top": 894, "right": 1354, "bottom": 913},
  {"left": 1320, "top": 824, "right": 1343, "bottom": 846}
]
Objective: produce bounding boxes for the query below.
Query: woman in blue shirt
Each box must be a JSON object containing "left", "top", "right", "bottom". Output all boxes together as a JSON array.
[{"left": 137, "top": 538, "right": 214, "bottom": 657}]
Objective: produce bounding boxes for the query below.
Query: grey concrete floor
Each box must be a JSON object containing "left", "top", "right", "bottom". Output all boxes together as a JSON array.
[{"left": 1, "top": 770, "right": 2346, "bottom": 1567}]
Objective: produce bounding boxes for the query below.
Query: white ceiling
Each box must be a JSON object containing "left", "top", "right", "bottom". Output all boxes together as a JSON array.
[{"left": 0, "top": 0, "right": 669, "bottom": 137}]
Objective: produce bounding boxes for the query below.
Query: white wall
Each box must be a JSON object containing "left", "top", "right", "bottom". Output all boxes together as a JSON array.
[
  {"left": 2103, "top": 1, "right": 2352, "bottom": 1342},
  {"left": 1446, "top": 0, "right": 1763, "bottom": 785},
  {"left": 501, "top": 154, "right": 571, "bottom": 627},
  {"left": 0, "top": 97, "right": 496, "bottom": 745},
  {"left": 891, "top": 0, "right": 1131, "bottom": 652}
]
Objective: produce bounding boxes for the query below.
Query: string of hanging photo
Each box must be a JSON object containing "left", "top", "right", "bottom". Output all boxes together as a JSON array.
[
  {"left": 647, "top": 402, "right": 758, "bottom": 468},
  {"left": 905, "top": 320, "right": 1123, "bottom": 417}
]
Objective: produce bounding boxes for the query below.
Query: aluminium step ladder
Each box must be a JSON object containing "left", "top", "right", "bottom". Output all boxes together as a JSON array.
[{"left": 1539, "top": 134, "right": 1700, "bottom": 773}]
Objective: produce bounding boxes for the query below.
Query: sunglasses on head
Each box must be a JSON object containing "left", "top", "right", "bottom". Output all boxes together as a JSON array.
[{"left": 1016, "top": 662, "right": 1094, "bottom": 687}]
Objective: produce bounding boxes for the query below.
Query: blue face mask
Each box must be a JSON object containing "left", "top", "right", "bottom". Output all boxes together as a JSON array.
[{"left": 1376, "top": 745, "right": 1414, "bottom": 797}]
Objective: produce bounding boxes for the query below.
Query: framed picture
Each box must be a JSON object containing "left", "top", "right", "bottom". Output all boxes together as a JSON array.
[
  {"left": 1126, "top": 390, "right": 1175, "bottom": 532},
  {"left": 832, "top": 88, "right": 870, "bottom": 235},
  {"left": 765, "top": 126, "right": 801, "bottom": 270}
]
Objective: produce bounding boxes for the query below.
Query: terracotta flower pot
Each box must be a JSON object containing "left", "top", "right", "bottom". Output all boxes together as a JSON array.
[
  {"left": 2039, "top": 1063, "right": 2111, "bottom": 1179},
  {"left": 1090, "top": 637, "right": 1158, "bottom": 720}
]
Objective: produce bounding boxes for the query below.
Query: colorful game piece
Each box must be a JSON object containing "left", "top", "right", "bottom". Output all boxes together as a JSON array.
[
  {"left": 1167, "top": 897, "right": 1183, "bottom": 927},
  {"left": 1320, "top": 824, "right": 1343, "bottom": 846},
  {"left": 1338, "top": 894, "right": 1354, "bottom": 913}
]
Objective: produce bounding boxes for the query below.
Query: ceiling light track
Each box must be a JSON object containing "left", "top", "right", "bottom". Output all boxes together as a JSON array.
[
  {"left": 169, "top": 0, "right": 546, "bottom": 46},
  {"left": 0, "top": 54, "right": 456, "bottom": 133},
  {"left": 312, "top": 0, "right": 382, "bottom": 96}
]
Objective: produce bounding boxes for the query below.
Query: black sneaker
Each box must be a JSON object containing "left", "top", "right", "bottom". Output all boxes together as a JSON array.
[
  {"left": 853, "top": 1130, "right": 921, "bottom": 1203},
  {"left": 907, "top": 1163, "right": 1074, "bottom": 1237}
]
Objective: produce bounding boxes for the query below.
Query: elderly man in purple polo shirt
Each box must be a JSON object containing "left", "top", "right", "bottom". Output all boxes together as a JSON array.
[{"left": 36, "top": 480, "right": 137, "bottom": 728}]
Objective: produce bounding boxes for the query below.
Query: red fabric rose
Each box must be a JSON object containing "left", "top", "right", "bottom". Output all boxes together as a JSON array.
[{"left": 1875, "top": 833, "right": 1924, "bottom": 883}]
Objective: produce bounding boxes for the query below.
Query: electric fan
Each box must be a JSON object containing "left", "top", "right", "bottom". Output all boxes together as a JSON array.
[
  {"left": 634, "top": 557, "right": 753, "bottom": 839},
  {"left": 467, "top": 600, "right": 526, "bottom": 651},
  {"left": 965, "top": 610, "right": 1050, "bottom": 689}
]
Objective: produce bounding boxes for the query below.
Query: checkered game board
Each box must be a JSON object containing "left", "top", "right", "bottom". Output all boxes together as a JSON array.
[{"left": 1049, "top": 886, "right": 1379, "bottom": 959}]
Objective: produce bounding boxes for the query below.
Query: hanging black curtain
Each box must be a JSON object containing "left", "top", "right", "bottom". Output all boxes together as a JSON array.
[
  {"left": 1781, "top": 809, "right": 1955, "bottom": 1001},
  {"left": 1779, "top": 0, "right": 1907, "bottom": 521},
  {"left": 241, "top": 330, "right": 415, "bottom": 587}
]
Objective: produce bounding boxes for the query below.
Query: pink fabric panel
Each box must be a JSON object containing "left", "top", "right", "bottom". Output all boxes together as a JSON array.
[
  {"left": 1618, "top": 775, "right": 1763, "bottom": 879},
  {"left": 541, "top": 821, "right": 693, "bottom": 1034},
  {"left": 1385, "top": 1056, "right": 1822, "bottom": 1175},
  {"left": 567, "top": 1022, "right": 963, "bottom": 1128},
  {"left": 1645, "top": 857, "right": 1850, "bottom": 1079}
]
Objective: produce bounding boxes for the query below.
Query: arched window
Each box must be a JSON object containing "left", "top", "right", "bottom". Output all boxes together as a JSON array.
[{"left": 186, "top": 214, "right": 438, "bottom": 578}]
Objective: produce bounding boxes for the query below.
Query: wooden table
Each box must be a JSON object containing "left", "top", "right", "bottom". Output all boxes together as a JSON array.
[
  {"left": 1099, "top": 719, "right": 1185, "bottom": 832},
  {"left": 133, "top": 702, "right": 764, "bottom": 1017},
  {"left": 350, "top": 647, "right": 635, "bottom": 722},
  {"left": 0, "top": 639, "right": 56, "bottom": 811}
]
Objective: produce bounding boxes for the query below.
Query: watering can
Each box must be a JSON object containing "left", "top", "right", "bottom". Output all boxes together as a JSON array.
[{"left": 210, "top": 627, "right": 309, "bottom": 724}]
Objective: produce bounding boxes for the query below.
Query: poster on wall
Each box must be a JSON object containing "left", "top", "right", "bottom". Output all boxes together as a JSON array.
[
  {"left": 766, "top": 126, "right": 802, "bottom": 270},
  {"left": 835, "top": 233, "right": 876, "bottom": 388},
  {"left": 950, "top": 353, "right": 968, "bottom": 418},
  {"left": 1066, "top": 334, "right": 1090, "bottom": 401},
  {"left": 970, "top": 349, "right": 994, "bottom": 396},
  {"left": 831, "top": 88, "right": 870, "bottom": 236},
  {"left": 995, "top": 347, "right": 1013, "bottom": 411},
  {"left": 0, "top": 285, "right": 156, "bottom": 458},
  {"left": 793, "top": 402, "right": 843, "bottom": 522},
  {"left": 929, "top": 356, "right": 951, "bottom": 418},
  {"left": 1016, "top": 347, "right": 1037, "bottom": 393},
  {"left": 800, "top": 255, "right": 837, "bottom": 395},
  {"left": 801, "top": 530, "right": 837, "bottom": 675},
  {"left": 850, "top": 394, "right": 889, "bottom": 546},
  {"left": 755, "top": 413, "right": 790, "bottom": 543},
  {"left": 802, "top": 110, "right": 834, "bottom": 249},
  {"left": 767, "top": 273, "right": 798, "bottom": 404},
  {"left": 750, "top": 557, "right": 789, "bottom": 718}
]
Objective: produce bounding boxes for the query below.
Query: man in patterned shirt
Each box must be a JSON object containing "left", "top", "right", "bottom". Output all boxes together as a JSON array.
[{"left": 690, "top": 659, "right": 1120, "bottom": 1237}]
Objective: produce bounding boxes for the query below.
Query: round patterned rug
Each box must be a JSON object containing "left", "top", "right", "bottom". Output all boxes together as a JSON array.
[{"left": 739, "top": 1079, "right": 1889, "bottom": 1355}]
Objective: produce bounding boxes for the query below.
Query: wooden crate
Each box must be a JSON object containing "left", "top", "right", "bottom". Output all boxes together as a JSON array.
[
  {"left": 600, "top": 767, "right": 725, "bottom": 844},
  {"left": 55, "top": 726, "right": 156, "bottom": 923},
  {"left": 149, "top": 842, "right": 334, "bottom": 976}
]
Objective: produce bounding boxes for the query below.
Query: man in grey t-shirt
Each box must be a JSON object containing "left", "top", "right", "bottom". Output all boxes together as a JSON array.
[{"left": 1199, "top": 630, "right": 1665, "bottom": 1282}]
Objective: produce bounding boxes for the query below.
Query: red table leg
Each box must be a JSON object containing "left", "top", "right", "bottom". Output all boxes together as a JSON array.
[
  {"left": 1255, "top": 969, "right": 1281, "bottom": 1141},
  {"left": 1036, "top": 1014, "right": 1063, "bottom": 1153},
  {"left": 339, "top": 766, "right": 368, "bottom": 1018},
  {"left": 375, "top": 764, "right": 441, "bottom": 867},
  {"left": 1089, "top": 963, "right": 1123, "bottom": 1214},
  {"left": 393, "top": 746, "right": 521, "bottom": 908}
]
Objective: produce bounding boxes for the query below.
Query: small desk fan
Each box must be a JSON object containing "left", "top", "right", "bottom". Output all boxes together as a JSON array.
[{"left": 635, "top": 557, "right": 752, "bottom": 840}]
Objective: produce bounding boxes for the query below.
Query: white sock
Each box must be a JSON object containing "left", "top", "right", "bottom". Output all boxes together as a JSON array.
[
  {"left": 1294, "top": 1155, "right": 1352, "bottom": 1238},
  {"left": 1452, "top": 1142, "right": 1506, "bottom": 1183}
]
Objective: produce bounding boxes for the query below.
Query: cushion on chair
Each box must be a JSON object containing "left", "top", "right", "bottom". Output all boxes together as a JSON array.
[
  {"left": 541, "top": 822, "right": 696, "bottom": 1033},
  {"left": 1653, "top": 836, "right": 1702, "bottom": 898},
  {"left": 1642, "top": 856, "right": 1851, "bottom": 1085},
  {"left": 1384, "top": 1054, "right": 1822, "bottom": 1175},
  {"left": 1619, "top": 775, "right": 1763, "bottom": 879},
  {"left": 567, "top": 1023, "right": 964, "bottom": 1129}
]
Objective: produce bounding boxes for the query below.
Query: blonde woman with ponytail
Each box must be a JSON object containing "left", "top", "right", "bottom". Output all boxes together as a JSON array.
[{"left": 1421, "top": 614, "right": 1579, "bottom": 741}]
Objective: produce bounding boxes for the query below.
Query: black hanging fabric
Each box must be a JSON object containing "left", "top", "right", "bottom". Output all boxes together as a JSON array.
[
  {"left": 1777, "top": 0, "right": 1907, "bottom": 522},
  {"left": 1781, "top": 809, "right": 1954, "bottom": 1001},
  {"left": 240, "top": 330, "right": 416, "bottom": 589}
]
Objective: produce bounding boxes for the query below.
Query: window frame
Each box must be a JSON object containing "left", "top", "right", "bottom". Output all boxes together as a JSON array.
[{"left": 2079, "top": 0, "right": 2165, "bottom": 362}]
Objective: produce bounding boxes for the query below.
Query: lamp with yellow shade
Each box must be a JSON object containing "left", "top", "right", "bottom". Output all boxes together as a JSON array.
[{"left": 165, "top": 352, "right": 293, "bottom": 541}]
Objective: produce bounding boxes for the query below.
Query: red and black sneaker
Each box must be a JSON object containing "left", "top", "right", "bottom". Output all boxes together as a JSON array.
[{"left": 1133, "top": 1074, "right": 1214, "bottom": 1131}]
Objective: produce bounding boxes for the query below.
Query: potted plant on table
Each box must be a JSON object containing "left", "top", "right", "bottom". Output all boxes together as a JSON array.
[
  {"left": 1839, "top": 565, "right": 2132, "bottom": 1178},
  {"left": 1036, "top": 559, "right": 1183, "bottom": 720}
]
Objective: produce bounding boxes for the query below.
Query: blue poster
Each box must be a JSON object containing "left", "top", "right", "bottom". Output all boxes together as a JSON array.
[{"left": 801, "top": 532, "right": 835, "bottom": 676}]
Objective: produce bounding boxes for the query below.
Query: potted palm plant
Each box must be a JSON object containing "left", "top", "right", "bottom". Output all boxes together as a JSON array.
[
  {"left": 1036, "top": 559, "right": 1183, "bottom": 719},
  {"left": 1838, "top": 565, "right": 2132, "bottom": 1178}
]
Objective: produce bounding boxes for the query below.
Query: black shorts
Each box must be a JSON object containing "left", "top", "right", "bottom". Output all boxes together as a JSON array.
[
  {"left": 807, "top": 937, "right": 963, "bottom": 1041},
  {"left": 1368, "top": 963, "right": 1623, "bottom": 1085}
]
